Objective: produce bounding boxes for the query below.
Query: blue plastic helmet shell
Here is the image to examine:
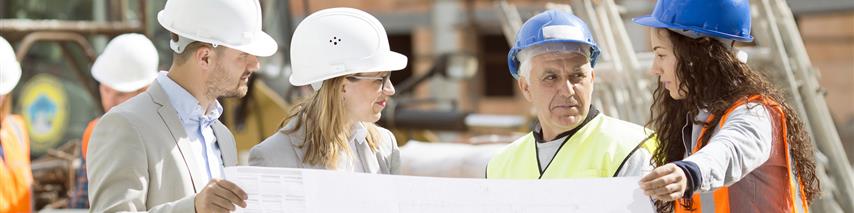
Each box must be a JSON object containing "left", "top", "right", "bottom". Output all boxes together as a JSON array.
[
  {"left": 507, "top": 10, "right": 600, "bottom": 79},
  {"left": 633, "top": 0, "right": 753, "bottom": 42}
]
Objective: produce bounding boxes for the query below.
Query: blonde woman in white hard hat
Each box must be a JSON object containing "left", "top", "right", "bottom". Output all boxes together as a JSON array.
[
  {"left": 85, "top": 0, "right": 277, "bottom": 212},
  {"left": 249, "top": 8, "right": 405, "bottom": 174},
  {"left": 68, "top": 33, "right": 158, "bottom": 208},
  {"left": 0, "top": 36, "right": 33, "bottom": 213}
]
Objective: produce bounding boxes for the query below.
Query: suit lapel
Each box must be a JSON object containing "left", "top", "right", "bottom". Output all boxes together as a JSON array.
[
  {"left": 149, "top": 81, "right": 206, "bottom": 192},
  {"left": 356, "top": 139, "right": 380, "bottom": 174},
  {"left": 285, "top": 120, "right": 308, "bottom": 168},
  {"left": 212, "top": 122, "right": 237, "bottom": 166}
]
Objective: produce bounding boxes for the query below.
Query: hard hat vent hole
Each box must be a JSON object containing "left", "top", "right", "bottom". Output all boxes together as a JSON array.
[{"left": 329, "top": 36, "right": 343, "bottom": 46}]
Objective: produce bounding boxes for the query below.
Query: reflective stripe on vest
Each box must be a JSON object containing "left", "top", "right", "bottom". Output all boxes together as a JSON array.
[
  {"left": 675, "top": 95, "right": 809, "bottom": 213},
  {"left": 486, "top": 114, "right": 655, "bottom": 179}
]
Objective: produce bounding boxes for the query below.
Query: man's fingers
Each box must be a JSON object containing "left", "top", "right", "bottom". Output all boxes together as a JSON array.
[
  {"left": 209, "top": 184, "right": 245, "bottom": 208},
  {"left": 215, "top": 179, "right": 248, "bottom": 198},
  {"left": 214, "top": 179, "right": 248, "bottom": 207},
  {"left": 208, "top": 194, "right": 236, "bottom": 212},
  {"left": 215, "top": 179, "right": 249, "bottom": 200}
]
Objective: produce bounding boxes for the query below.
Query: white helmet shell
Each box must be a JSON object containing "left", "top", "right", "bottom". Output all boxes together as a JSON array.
[
  {"left": 157, "top": 0, "right": 278, "bottom": 57},
  {"left": 0, "top": 36, "right": 21, "bottom": 95},
  {"left": 289, "top": 8, "right": 407, "bottom": 90},
  {"left": 91, "top": 34, "right": 159, "bottom": 92}
]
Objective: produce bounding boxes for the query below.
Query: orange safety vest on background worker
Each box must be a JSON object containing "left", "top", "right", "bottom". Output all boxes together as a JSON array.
[
  {"left": 69, "top": 118, "right": 98, "bottom": 208},
  {"left": 0, "top": 115, "right": 33, "bottom": 212},
  {"left": 675, "top": 95, "right": 809, "bottom": 213},
  {"left": 80, "top": 118, "right": 98, "bottom": 160}
]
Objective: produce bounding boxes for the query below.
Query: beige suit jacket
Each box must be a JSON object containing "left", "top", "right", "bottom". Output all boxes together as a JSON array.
[
  {"left": 87, "top": 81, "right": 238, "bottom": 212},
  {"left": 249, "top": 120, "right": 400, "bottom": 174}
]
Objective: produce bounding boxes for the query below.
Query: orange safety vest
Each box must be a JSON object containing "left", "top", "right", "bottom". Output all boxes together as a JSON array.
[
  {"left": 675, "top": 95, "right": 809, "bottom": 213},
  {"left": 81, "top": 119, "right": 98, "bottom": 160},
  {"left": 0, "top": 115, "right": 32, "bottom": 213}
]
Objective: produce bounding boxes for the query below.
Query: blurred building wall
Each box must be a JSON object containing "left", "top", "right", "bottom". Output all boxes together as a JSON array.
[{"left": 799, "top": 11, "right": 854, "bottom": 164}]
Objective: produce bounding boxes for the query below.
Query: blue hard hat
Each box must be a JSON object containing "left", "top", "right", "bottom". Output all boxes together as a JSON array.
[
  {"left": 507, "top": 9, "right": 600, "bottom": 79},
  {"left": 633, "top": 0, "right": 753, "bottom": 42}
]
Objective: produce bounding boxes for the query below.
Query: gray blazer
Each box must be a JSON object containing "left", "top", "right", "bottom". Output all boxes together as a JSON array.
[
  {"left": 249, "top": 120, "right": 400, "bottom": 174},
  {"left": 87, "top": 81, "right": 238, "bottom": 212}
]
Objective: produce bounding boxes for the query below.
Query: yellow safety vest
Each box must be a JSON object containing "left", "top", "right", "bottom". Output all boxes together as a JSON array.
[{"left": 487, "top": 114, "right": 655, "bottom": 179}]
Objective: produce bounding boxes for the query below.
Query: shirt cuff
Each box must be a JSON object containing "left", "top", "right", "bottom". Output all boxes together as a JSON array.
[{"left": 673, "top": 160, "right": 701, "bottom": 198}]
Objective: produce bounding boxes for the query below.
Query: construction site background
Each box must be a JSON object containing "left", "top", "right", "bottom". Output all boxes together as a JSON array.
[{"left": 0, "top": 0, "right": 852, "bottom": 212}]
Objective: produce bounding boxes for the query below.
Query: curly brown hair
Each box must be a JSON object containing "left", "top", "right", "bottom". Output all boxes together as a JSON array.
[{"left": 646, "top": 29, "right": 820, "bottom": 212}]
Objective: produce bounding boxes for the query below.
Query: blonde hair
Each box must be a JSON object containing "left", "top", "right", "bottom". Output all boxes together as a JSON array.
[{"left": 281, "top": 76, "right": 382, "bottom": 169}]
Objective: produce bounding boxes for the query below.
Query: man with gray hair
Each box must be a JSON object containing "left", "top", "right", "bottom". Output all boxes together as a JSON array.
[{"left": 487, "top": 10, "right": 655, "bottom": 179}]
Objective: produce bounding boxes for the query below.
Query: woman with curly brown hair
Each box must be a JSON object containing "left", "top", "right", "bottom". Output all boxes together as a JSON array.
[{"left": 632, "top": 0, "right": 820, "bottom": 212}]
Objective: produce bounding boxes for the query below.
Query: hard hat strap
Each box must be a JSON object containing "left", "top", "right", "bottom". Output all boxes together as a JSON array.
[
  {"left": 169, "top": 34, "right": 219, "bottom": 54},
  {"left": 310, "top": 81, "right": 323, "bottom": 91},
  {"left": 169, "top": 34, "right": 196, "bottom": 54}
]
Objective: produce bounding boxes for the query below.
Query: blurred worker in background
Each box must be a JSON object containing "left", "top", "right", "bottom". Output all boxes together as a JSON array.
[
  {"left": 86, "top": 0, "right": 277, "bottom": 212},
  {"left": 0, "top": 35, "right": 33, "bottom": 213},
  {"left": 633, "top": 0, "right": 819, "bottom": 212},
  {"left": 250, "top": 8, "right": 404, "bottom": 174},
  {"left": 486, "top": 10, "right": 656, "bottom": 179},
  {"left": 68, "top": 33, "right": 159, "bottom": 209}
]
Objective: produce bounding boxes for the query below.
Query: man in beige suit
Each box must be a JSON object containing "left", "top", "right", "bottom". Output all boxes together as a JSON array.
[{"left": 86, "top": 0, "right": 277, "bottom": 212}]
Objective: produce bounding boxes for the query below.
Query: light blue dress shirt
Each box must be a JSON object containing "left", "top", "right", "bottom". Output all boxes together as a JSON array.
[{"left": 156, "top": 72, "right": 224, "bottom": 183}]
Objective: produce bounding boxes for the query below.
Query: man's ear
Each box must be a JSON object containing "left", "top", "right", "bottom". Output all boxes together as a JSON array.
[
  {"left": 195, "top": 46, "right": 213, "bottom": 70},
  {"left": 518, "top": 77, "right": 532, "bottom": 102}
]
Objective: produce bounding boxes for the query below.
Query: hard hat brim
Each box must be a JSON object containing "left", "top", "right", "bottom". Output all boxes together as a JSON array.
[
  {"left": 289, "top": 50, "right": 408, "bottom": 86},
  {"left": 224, "top": 32, "right": 279, "bottom": 57},
  {"left": 632, "top": 15, "right": 754, "bottom": 42},
  {"left": 158, "top": 11, "right": 279, "bottom": 57},
  {"left": 369, "top": 51, "right": 408, "bottom": 74}
]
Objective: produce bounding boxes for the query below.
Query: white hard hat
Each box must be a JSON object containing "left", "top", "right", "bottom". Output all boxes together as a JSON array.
[
  {"left": 157, "top": 0, "right": 277, "bottom": 57},
  {"left": 289, "top": 8, "right": 407, "bottom": 90},
  {"left": 91, "top": 34, "right": 159, "bottom": 93},
  {"left": 0, "top": 36, "right": 21, "bottom": 95}
]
